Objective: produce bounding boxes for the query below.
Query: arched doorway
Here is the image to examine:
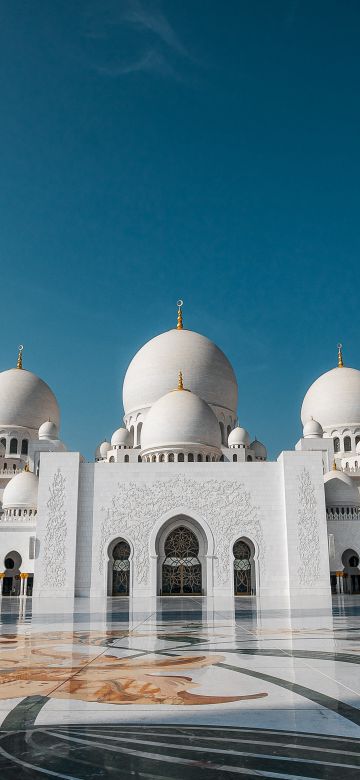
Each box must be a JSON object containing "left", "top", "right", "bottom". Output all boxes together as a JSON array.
[
  {"left": 3, "top": 551, "right": 22, "bottom": 596},
  {"left": 110, "top": 539, "right": 131, "bottom": 596},
  {"left": 233, "top": 539, "right": 254, "bottom": 595},
  {"left": 162, "top": 526, "right": 202, "bottom": 595},
  {"left": 342, "top": 548, "right": 360, "bottom": 594}
]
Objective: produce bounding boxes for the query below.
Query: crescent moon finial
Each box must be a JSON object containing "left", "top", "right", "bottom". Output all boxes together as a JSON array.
[
  {"left": 176, "top": 300, "right": 183, "bottom": 330},
  {"left": 16, "top": 344, "right": 24, "bottom": 369},
  {"left": 337, "top": 343, "right": 344, "bottom": 368}
]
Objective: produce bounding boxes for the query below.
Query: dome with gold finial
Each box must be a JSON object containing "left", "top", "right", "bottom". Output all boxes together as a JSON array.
[
  {"left": 301, "top": 344, "right": 360, "bottom": 436},
  {"left": 0, "top": 346, "right": 60, "bottom": 431},
  {"left": 140, "top": 371, "right": 222, "bottom": 461},
  {"left": 123, "top": 301, "right": 238, "bottom": 427}
]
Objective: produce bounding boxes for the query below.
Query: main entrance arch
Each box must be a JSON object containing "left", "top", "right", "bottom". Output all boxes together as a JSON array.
[{"left": 162, "top": 526, "right": 202, "bottom": 595}]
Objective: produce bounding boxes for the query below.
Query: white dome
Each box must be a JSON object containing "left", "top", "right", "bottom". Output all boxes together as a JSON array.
[
  {"left": 123, "top": 329, "right": 238, "bottom": 420},
  {"left": 303, "top": 417, "right": 323, "bottom": 438},
  {"left": 301, "top": 367, "right": 360, "bottom": 431},
  {"left": 99, "top": 441, "right": 111, "bottom": 459},
  {"left": 2, "top": 470, "right": 38, "bottom": 509},
  {"left": 111, "top": 427, "right": 131, "bottom": 447},
  {"left": 0, "top": 368, "right": 60, "bottom": 430},
  {"left": 250, "top": 438, "right": 267, "bottom": 459},
  {"left": 141, "top": 388, "right": 222, "bottom": 452},
  {"left": 39, "top": 420, "right": 59, "bottom": 440},
  {"left": 228, "top": 426, "right": 250, "bottom": 448}
]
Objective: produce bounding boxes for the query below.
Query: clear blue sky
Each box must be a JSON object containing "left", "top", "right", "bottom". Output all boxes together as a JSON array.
[{"left": 1, "top": 1, "right": 360, "bottom": 459}]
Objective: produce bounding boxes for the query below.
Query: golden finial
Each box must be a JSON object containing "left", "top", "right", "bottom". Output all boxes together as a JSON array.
[
  {"left": 337, "top": 343, "right": 344, "bottom": 368},
  {"left": 16, "top": 344, "right": 24, "bottom": 369},
  {"left": 24, "top": 463, "right": 29, "bottom": 472},
  {"left": 178, "top": 370, "right": 184, "bottom": 390},
  {"left": 176, "top": 299, "right": 183, "bottom": 330},
  {"left": 332, "top": 460, "right": 337, "bottom": 471}
]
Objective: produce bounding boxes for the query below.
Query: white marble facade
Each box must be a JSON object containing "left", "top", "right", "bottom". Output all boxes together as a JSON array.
[{"left": 1, "top": 308, "right": 360, "bottom": 602}]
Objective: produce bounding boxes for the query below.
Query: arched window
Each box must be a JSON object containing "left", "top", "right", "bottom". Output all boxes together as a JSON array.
[
  {"left": 109, "top": 456, "right": 115, "bottom": 462},
  {"left": 12, "top": 464, "right": 16, "bottom": 471},
  {"left": 344, "top": 436, "right": 351, "bottom": 452},
  {"left": 356, "top": 435, "right": 360, "bottom": 446},
  {"left": 205, "top": 455, "right": 210, "bottom": 462},
  {"left": 159, "top": 454, "right": 165, "bottom": 462},
  {"left": 162, "top": 526, "right": 202, "bottom": 595},
  {"left": 197, "top": 454, "right": 202, "bottom": 462},
  {"left": 247, "top": 455, "right": 253, "bottom": 462},
  {"left": 168, "top": 453, "right": 174, "bottom": 462},
  {"left": 138, "top": 455, "right": 142, "bottom": 462},
  {"left": 151, "top": 455, "right": 156, "bottom": 463},
  {"left": 137, "top": 422, "right": 143, "bottom": 447},
  {"left": 0, "top": 437, "right": 5, "bottom": 449},
  {"left": 124, "top": 454, "right": 129, "bottom": 463},
  {"left": 349, "top": 555, "right": 359, "bottom": 567},
  {"left": 10, "top": 438, "right": 18, "bottom": 454},
  {"left": 233, "top": 454, "right": 237, "bottom": 462},
  {"left": 188, "top": 453, "right": 194, "bottom": 462},
  {"left": 21, "top": 439, "right": 28, "bottom": 455},
  {"left": 233, "top": 540, "right": 252, "bottom": 595},
  {"left": 111, "top": 539, "right": 130, "bottom": 596},
  {"left": 334, "top": 437, "right": 340, "bottom": 453},
  {"left": 178, "top": 453, "right": 184, "bottom": 462}
]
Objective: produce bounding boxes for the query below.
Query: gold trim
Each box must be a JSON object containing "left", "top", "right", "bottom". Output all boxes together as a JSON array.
[
  {"left": 16, "top": 344, "right": 24, "bottom": 369},
  {"left": 337, "top": 343, "right": 344, "bottom": 368}
]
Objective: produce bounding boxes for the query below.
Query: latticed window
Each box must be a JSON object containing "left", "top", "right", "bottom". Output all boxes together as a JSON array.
[
  {"left": 233, "top": 540, "right": 252, "bottom": 595},
  {"left": 334, "top": 437, "right": 340, "bottom": 453},
  {"left": 112, "top": 539, "right": 130, "bottom": 596},
  {"left": 162, "top": 526, "right": 202, "bottom": 595},
  {"left": 344, "top": 436, "right": 351, "bottom": 452}
]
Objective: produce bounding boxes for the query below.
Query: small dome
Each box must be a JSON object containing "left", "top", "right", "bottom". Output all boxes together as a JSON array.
[
  {"left": 111, "top": 427, "right": 131, "bottom": 447},
  {"left": 301, "top": 366, "right": 360, "bottom": 431},
  {"left": 356, "top": 441, "right": 360, "bottom": 455},
  {"left": 99, "top": 441, "right": 111, "bottom": 459},
  {"left": 303, "top": 417, "right": 323, "bottom": 438},
  {"left": 141, "top": 387, "right": 221, "bottom": 453},
  {"left": 250, "top": 438, "right": 267, "bottom": 459},
  {"left": 2, "top": 470, "right": 38, "bottom": 509},
  {"left": 228, "top": 426, "right": 250, "bottom": 448},
  {"left": 0, "top": 367, "right": 60, "bottom": 430},
  {"left": 39, "top": 420, "right": 59, "bottom": 440}
]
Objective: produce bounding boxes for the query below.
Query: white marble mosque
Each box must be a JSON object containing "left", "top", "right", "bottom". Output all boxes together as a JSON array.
[{"left": 0, "top": 302, "right": 359, "bottom": 603}]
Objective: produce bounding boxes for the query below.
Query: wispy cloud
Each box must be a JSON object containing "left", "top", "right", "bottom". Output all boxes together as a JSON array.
[{"left": 80, "top": 0, "right": 194, "bottom": 80}]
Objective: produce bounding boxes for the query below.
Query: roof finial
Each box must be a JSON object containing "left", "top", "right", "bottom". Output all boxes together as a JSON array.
[
  {"left": 332, "top": 459, "right": 337, "bottom": 471},
  {"left": 177, "top": 299, "right": 183, "bottom": 330},
  {"left": 337, "top": 343, "right": 344, "bottom": 368},
  {"left": 16, "top": 344, "right": 24, "bottom": 369},
  {"left": 178, "top": 370, "right": 184, "bottom": 390}
]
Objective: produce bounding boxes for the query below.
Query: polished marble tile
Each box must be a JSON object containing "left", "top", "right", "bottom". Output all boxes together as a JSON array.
[{"left": 1, "top": 594, "right": 360, "bottom": 777}]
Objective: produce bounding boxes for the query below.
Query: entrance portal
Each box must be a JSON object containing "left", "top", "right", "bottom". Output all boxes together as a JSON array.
[
  {"left": 233, "top": 539, "right": 252, "bottom": 595},
  {"left": 162, "top": 526, "right": 202, "bottom": 595},
  {"left": 111, "top": 540, "right": 130, "bottom": 596}
]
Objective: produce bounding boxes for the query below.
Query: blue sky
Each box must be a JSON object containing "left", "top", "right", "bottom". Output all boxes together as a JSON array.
[{"left": 1, "top": 0, "right": 360, "bottom": 459}]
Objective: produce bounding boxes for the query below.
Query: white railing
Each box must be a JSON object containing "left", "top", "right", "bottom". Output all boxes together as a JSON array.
[{"left": 327, "top": 506, "right": 360, "bottom": 521}]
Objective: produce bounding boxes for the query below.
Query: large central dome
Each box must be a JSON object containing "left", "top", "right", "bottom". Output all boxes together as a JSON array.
[{"left": 123, "top": 328, "right": 238, "bottom": 418}]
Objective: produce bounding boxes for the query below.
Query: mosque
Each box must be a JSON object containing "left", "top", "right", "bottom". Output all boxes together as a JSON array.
[{"left": 0, "top": 302, "right": 359, "bottom": 603}]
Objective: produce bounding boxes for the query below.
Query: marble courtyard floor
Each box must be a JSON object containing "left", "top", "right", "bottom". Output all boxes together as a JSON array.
[{"left": 0, "top": 596, "right": 360, "bottom": 777}]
